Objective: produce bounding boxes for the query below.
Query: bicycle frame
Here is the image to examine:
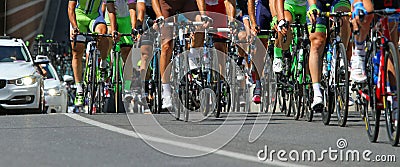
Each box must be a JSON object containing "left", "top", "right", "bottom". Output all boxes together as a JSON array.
[{"left": 376, "top": 17, "right": 391, "bottom": 109}]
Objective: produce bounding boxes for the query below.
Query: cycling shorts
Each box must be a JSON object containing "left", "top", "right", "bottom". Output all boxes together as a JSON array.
[
  {"left": 71, "top": 9, "right": 107, "bottom": 42},
  {"left": 307, "top": 0, "right": 351, "bottom": 33},
  {"left": 256, "top": 0, "right": 272, "bottom": 37},
  {"left": 105, "top": 15, "right": 133, "bottom": 46},
  {"left": 284, "top": 2, "right": 307, "bottom": 24},
  {"left": 206, "top": 0, "right": 228, "bottom": 39},
  {"left": 159, "top": 0, "right": 199, "bottom": 40}
]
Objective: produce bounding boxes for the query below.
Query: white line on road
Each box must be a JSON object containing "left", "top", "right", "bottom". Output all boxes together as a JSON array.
[{"left": 64, "top": 113, "right": 309, "bottom": 167}]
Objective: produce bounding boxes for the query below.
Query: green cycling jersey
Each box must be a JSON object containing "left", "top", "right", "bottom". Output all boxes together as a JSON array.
[{"left": 71, "top": 0, "right": 115, "bottom": 16}]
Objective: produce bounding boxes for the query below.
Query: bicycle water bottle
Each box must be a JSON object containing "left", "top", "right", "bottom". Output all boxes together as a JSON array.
[
  {"left": 373, "top": 50, "right": 381, "bottom": 84},
  {"left": 327, "top": 46, "right": 332, "bottom": 71}
]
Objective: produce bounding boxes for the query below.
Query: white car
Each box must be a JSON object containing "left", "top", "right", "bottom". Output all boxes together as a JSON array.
[
  {"left": 37, "top": 56, "right": 69, "bottom": 113},
  {"left": 0, "top": 36, "right": 45, "bottom": 112}
]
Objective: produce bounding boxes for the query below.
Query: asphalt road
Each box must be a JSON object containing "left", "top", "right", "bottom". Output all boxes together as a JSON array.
[{"left": 0, "top": 107, "right": 399, "bottom": 167}]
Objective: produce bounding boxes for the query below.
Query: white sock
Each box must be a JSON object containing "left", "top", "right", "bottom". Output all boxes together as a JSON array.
[
  {"left": 76, "top": 82, "right": 83, "bottom": 94},
  {"left": 162, "top": 83, "right": 171, "bottom": 97},
  {"left": 313, "top": 83, "right": 322, "bottom": 98},
  {"left": 354, "top": 40, "right": 366, "bottom": 50}
]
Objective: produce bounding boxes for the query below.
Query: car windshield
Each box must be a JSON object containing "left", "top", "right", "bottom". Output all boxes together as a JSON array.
[
  {"left": 0, "top": 46, "right": 31, "bottom": 62},
  {"left": 42, "top": 65, "right": 56, "bottom": 79}
]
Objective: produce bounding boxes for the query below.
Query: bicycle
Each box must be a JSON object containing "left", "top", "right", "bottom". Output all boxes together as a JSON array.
[
  {"left": 353, "top": 8, "right": 400, "bottom": 146},
  {"left": 288, "top": 15, "right": 312, "bottom": 121},
  {"left": 74, "top": 32, "right": 112, "bottom": 115},
  {"left": 166, "top": 18, "right": 203, "bottom": 121},
  {"left": 109, "top": 33, "right": 133, "bottom": 113},
  {"left": 260, "top": 30, "right": 277, "bottom": 113},
  {"left": 202, "top": 27, "right": 236, "bottom": 118},
  {"left": 273, "top": 32, "right": 295, "bottom": 117},
  {"left": 311, "top": 11, "right": 351, "bottom": 126}
]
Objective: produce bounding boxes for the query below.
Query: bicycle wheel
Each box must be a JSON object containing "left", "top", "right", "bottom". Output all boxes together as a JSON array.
[
  {"left": 215, "top": 73, "right": 222, "bottom": 118},
  {"left": 261, "top": 65, "right": 272, "bottom": 113},
  {"left": 321, "top": 52, "right": 333, "bottom": 125},
  {"left": 363, "top": 42, "right": 380, "bottom": 142},
  {"left": 96, "top": 82, "right": 105, "bottom": 113},
  {"left": 149, "top": 51, "right": 162, "bottom": 114},
  {"left": 88, "top": 53, "right": 97, "bottom": 115},
  {"left": 304, "top": 82, "right": 313, "bottom": 122},
  {"left": 335, "top": 43, "right": 349, "bottom": 127},
  {"left": 294, "top": 81, "right": 302, "bottom": 120},
  {"left": 114, "top": 52, "right": 122, "bottom": 113},
  {"left": 183, "top": 54, "right": 190, "bottom": 121},
  {"left": 172, "top": 56, "right": 181, "bottom": 120},
  {"left": 383, "top": 42, "right": 400, "bottom": 146}
]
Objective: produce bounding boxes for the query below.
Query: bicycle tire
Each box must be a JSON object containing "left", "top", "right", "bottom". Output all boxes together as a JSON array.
[
  {"left": 321, "top": 53, "right": 333, "bottom": 125},
  {"left": 283, "top": 87, "right": 291, "bottom": 117},
  {"left": 184, "top": 54, "right": 190, "bottom": 121},
  {"left": 261, "top": 70, "right": 270, "bottom": 113},
  {"left": 156, "top": 55, "right": 162, "bottom": 114},
  {"left": 360, "top": 41, "right": 380, "bottom": 142},
  {"left": 304, "top": 82, "right": 313, "bottom": 122},
  {"left": 88, "top": 53, "right": 97, "bottom": 115},
  {"left": 95, "top": 82, "right": 102, "bottom": 113},
  {"left": 115, "top": 52, "right": 121, "bottom": 113},
  {"left": 215, "top": 73, "right": 222, "bottom": 118},
  {"left": 172, "top": 55, "right": 181, "bottom": 120},
  {"left": 294, "top": 83, "right": 302, "bottom": 120},
  {"left": 271, "top": 88, "right": 278, "bottom": 114},
  {"left": 383, "top": 42, "right": 400, "bottom": 146},
  {"left": 335, "top": 43, "right": 349, "bottom": 127}
]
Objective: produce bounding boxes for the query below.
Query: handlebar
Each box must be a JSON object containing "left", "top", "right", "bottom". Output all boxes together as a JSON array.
[
  {"left": 320, "top": 11, "right": 352, "bottom": 17},
  {"left": 355, "top": 8, "right": 400, "bottom": 35},
  {"left": 369, "top": 8, "right": 400, "bottom": 15},
  {"left": 165, "top": 21, "right": 204, "bottom": 27},
  {"left": 73, "top": 33, "right": 112, "bottom": 48}
]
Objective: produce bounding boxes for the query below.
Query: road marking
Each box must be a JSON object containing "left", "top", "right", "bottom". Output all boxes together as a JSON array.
[{"left": 64, "top": 113, "right": 309, "bottom": 167}]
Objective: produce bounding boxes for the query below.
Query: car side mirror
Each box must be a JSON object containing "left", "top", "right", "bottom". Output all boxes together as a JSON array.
[{"left": 63, "top": 75, "right": 73, "bottom": 82}]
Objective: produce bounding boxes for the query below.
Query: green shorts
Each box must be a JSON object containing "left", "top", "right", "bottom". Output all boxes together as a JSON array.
[
  {"left": 105, "top": 15, "right": 133, "bottom": 46},
  {"left": 75, "top": 9, "right": 106, "bottom": 33},
  {"left": 307, "top": 0, "right": 351, "bottom": 33},
  {"left": 284, "top": 3, "right": 307, "bottom": 24}
]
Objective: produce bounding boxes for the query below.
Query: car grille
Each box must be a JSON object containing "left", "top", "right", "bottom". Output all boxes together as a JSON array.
[{"left": 0, "top": 80, "right": 6, "bottom": 89}]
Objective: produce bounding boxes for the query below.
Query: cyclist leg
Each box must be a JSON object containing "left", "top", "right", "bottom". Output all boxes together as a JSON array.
[
  {"left": 275, "top": 3, "right": 295, "bottom": 59},
  {"left": 158, "top": 0, "right": 199, "bottom": 109},
  {"left": 90, "top": 16, "right": 110, "bottom": 68},
  {"left": 118, "top": 16, "right": 134, "bottom": 63},
  {"left": 350, "top": 0, "right": 374, "bottom": 82},
  {"left": 308, "top": 0, "right": 329, "bottom": 110},
  {"left": 332, "top": 0, "right": 351, "bottom": 59},
  {"left": 332, "top": 0, "right": 353, "bottom": 105},
  {"left": 205, "top": 0, "right": 228, "bottom": 75},
  {"left": 70, "top": 12, "right": 91, "bottom": 106},
  {"left": 253, "top": 2, "right": 272, "bottom": 103}
]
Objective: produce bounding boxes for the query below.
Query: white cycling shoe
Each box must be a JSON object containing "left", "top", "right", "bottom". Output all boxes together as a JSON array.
[
  {"left": 162, "top": 95, "right": 173, "bottom": 109},
  {"left": 311, "top": 96, "right": 324, "bottom": 112}
]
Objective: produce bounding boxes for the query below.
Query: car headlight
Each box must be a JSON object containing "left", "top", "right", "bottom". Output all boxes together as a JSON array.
[
  {"left": 48, "top": 88, "right": 61, "bottom": 96},
  {"left": 15, "top": 76, "right": 37, "bottom": 86}
]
